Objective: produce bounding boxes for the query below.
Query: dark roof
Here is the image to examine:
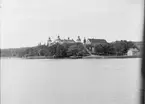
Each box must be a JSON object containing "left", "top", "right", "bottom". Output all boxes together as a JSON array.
[
  {"left": 133, "top": 41, "right": 143, "bottom": 51},
  {"left": 47, "top": 39, "right": 52, "bottom": 42},
  {"left": 88, "top": 39, "right": 107, "bottom": 44},
  {"left": 133, "top": 41, "right": 143, "bottom": 45},
  {"left": 76, "top": 38, "right": 81, "bottom": 42},
  {"left": 128, "top": 48, "right": 139, "bottom": 52},
  {"left": 62, "top": 39, "right": 75, "bottom": 43}
]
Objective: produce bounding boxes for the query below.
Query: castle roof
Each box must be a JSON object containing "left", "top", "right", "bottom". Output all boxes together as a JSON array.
[
  {"left": 88, "top": 39, "right": 107, "bottom": 44},
  {"left": 54, "top": 39, "right": 75, "bottom": 43},
  {"left": 62, "top": 39, "right": 75, "bottom": 43}
]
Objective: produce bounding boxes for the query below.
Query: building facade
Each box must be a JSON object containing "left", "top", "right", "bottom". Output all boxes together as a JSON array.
[
  {"left": 127, "top": 48, "right": 139, "bottom": 56},
  {"left": 86, "top": 39, "right": 107, "bottom": 46},
  {"left": 76, "top": 36, "right": 81, "bottom": 43}
]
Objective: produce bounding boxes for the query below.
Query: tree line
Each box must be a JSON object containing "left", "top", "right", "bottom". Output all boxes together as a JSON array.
[
  {"left": 20, "top": 43, "right": 89, "bottom": 58},
  {"left": 1, "top": 40, "right": 138, "bottom": 58},
  {"left": 90, "top": 40, "right": 138, "bottom": 56}
]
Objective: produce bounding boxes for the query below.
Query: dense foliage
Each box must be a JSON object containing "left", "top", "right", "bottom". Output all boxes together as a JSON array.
[
  {"left": 67, "top": 43, "right": 88, "bottom": 57},
  {"left": 93, "top": 40, "right": 137, "bottom": 56},
  {"left": 1, "top": 40, "right": 139, "bottom": 58},
  {"left": 47, "top": 43, "right": 88, "bottom": 58}
]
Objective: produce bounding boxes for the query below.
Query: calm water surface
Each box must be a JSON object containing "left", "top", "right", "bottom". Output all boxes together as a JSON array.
[{"left": 1, "top": 58, "right": 141, "bottom": 104}]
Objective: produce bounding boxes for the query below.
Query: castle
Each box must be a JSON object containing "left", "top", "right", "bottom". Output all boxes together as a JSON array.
[
  {"left": 39, "top": 36, "right": 85, "bottom": 46},
  {"left": 38, "top": 36, "right": 107, "bottom": 50}
]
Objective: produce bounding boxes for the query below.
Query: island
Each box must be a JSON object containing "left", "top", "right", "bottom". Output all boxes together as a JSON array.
[{"left": 0, "top": 36, "right": 143, "bottom": 59}]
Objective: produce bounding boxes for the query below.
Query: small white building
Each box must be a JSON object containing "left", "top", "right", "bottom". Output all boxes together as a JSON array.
[{"left": 127, "top": 48, "right": 139, "bottom": 56}]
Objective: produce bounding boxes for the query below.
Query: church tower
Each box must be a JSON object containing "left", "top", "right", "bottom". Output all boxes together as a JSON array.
[
  {"left": 76, "top": 36, "right": 81, "bottom": 43},
  {"left": 57, "top": 35, "right": 60, "bottom": 40},
  {"left": 47, "top": 37, "right": 52, "bottom": 46},
  {"left": 83, "top": 37, "right": 86, "bottom": 44},
  {"left": 68, "top": 37, "right": 70, "bottom": 40}
]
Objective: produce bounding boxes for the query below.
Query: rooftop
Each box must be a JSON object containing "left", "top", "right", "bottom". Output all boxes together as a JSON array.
[{"left": 88, "top": 39, "right": 107, "bottom": 43}]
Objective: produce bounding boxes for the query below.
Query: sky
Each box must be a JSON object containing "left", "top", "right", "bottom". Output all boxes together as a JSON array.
[{"left": 1, "top": 0, "right": 144, "bottom": 48}]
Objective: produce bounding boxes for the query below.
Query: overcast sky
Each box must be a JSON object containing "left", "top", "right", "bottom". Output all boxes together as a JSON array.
[{"left": 1, "top": 0, "right": 144, "bottom": 48}]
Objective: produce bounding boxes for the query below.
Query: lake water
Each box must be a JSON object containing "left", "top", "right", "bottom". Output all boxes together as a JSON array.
[{"left": 1, "top": 58, "right": 141, "bottom": 104}]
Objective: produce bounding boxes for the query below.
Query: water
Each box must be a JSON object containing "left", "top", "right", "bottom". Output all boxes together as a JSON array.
[{"left": 1, "top": 58, "right": 141, "bottom": 104}]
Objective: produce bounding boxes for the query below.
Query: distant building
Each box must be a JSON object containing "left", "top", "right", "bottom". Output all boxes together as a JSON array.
[
  {"left": 53, "top": 36, "right": 62, "bottom": 44},
  {"left": 53, "top": 36, "right": 75, "bottom": 44},
  {"left": 85, "top": 38, "right": 107, "bottom": 53},
  {"left": 62, "top": 39, "right": 75, "bottom": 43},
  {"left": 133, "top": 41, "right": 143, "bottom": 54},
  {"left": 76, "top": 36, "right": 81, "bottom": 43},
  {"left": 38, "top": 42, "right": 41, "bottom": 46},
  {"left": 83, "top": 37, "right": 86, "bottom": 44},
  {"left": 47, "top": 37, "right": 52, "bottom": 46},
  {"left": 127, "top": 48, "right": 139, "bottom": 56},
  {"left": 40, "top": 41, "right": 46, "bottom": 46},
  {"left": 86, "top": 38, "right": 107, "bottom": 46}
]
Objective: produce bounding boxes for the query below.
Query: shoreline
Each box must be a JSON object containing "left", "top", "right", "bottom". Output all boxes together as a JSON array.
[
  {"left": 83, "top": 55, "right": 141, "bottom": 59},
  {"left": 1, "top": 55, "right": 141, "bottom": 59}
]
